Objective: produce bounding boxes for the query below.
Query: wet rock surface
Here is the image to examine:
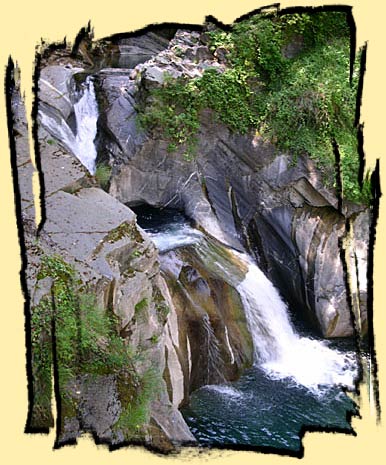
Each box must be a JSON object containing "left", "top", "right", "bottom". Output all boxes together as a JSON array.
[
  {"left": 99, "top": 29, "right": 370, "bottom": 338},
  {"left": 9, "top": 24, "right": 371, "bottom": 453},
  {"left": 161, "top": 237, "right": 253, "bottom": 397}
]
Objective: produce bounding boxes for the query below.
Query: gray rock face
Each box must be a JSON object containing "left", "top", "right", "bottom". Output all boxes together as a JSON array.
[
  {"left": 24, "top": 182, "right": 185, "bottom": 445},
  {"left": 12, "top": 75, "right": 195, "bottom": 450},
  {"left": 149, "top": 400, "right": 196, "bottom": 451},
  {"left": 39, "top": 65, "right": 84, "bottom": 121},
  {"left": 38, "top": 126, "right": 91, "bottom": 197},
  {"left": 117, "top": 29, "right": 175, "bottom": 64},
  {"left": 100, "top": 29, "right": 370, "bottom": 338},
  {"left": 10, "top": 84, "right": 36, "bottom": 219},
  {"left": 78, "top": 375, "right": 121, "bottom": 441},
  {"left": 160, "top": 237, "right": 253, "bottom": 399},
  {"left": 292, "top": 207, "right": 351, "bottom": 337},
  {"left": 96, "top": 70, "right": 146, "bottom": 164},
  {"left": 344, "top": 210, "right": 370, "bottom": 336}
]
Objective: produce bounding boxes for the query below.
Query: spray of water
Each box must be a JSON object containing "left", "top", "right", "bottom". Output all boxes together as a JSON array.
[
  {"left": 235, "top": 252, "right": 358, "bottom": 394},
  {"left": 135, "top": 203, "right": 358, "bottom": 395},
  {"left": 39, "top": 76, "right": 98, "bottom": 174},
  {"left": 203, "top": 385, "right": 244, "bottom": 400}
]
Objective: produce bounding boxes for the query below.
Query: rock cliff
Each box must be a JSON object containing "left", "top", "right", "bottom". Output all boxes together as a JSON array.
[
  {"left": 11, "top": 63, "right": 195, "bottom": 450},
  {"left": 97, "top": 29, "right": 369, "bottom": 338},
  {"left": 8, "top": 22, "right": 371, "bottom": 453}
]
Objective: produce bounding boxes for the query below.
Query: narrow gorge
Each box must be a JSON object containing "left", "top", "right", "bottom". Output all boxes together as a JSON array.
[{"left": 7, "top": 8, "right": 377, "bottom": 456}]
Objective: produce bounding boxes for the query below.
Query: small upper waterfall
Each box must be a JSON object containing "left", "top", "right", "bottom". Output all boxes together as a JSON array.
[
  {"left": 235, "top": 252, "right": 358, "bottom": 393},
  {"left": 39, "top": 76, "right": 98, "bottom": 174}
]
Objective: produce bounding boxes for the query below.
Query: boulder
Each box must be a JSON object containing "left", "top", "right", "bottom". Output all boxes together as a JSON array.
[
  {"left": 39, "top": 65, "right": 84, "bottom": 121},
  {"left": 160, "top": 237, "right": 253, "bottom": 397}
]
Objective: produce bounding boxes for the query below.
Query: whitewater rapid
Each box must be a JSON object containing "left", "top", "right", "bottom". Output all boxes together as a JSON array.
[
  {"left": 135, "top": 204, "right": 359, "bottom": 395},
  {"left": 235, "top": 252, "right": 358, "bottom": 393}
]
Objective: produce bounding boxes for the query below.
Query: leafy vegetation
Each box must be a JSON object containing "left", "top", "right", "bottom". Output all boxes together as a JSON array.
[
  {"left": 152, "top": 286, "right": 170, "bottom": 324},
  {"left": 114, "top": 367, "right": 161, "bottom": 440},
  {"left": 139, "top": 11, "right": 369, "bottom": 203},
  {"left": 32, "top": 255, "right": 158, "bottom": 435},
  {"left": 105, "top": 221, "right": 140, "bottom": 243},
  {"left": 138, "top": 74, "right": 201, "bottom": 158},
  {"left": 95, "top": 163, "right": 112, "bottom": 190},
  {"left": 30, "top": 296, "right": 54, "bottom": 428},
  {"left": 134, "top": 297, "right": 148, "bottom": 314}
]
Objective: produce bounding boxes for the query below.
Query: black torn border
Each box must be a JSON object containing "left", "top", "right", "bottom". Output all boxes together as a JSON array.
[
  {"left": 367, "top": 160, "right": 382, "bottom": 421},
  {"left": 4, "top": 2, "right": 381, "bottom": 458},
  {"left": 4, "top": 57, "right": 41, "bottom": 434}
]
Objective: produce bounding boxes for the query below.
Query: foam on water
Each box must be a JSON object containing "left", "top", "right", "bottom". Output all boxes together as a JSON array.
[
  {"left": 147, "top": 224, "right": 203, "bottom": 253},
  {"left": 235, "top": 252, "right": 358, "bottom": 393},
  {"left": 203, "top": 385, "right": 244, "bottom": 400}
]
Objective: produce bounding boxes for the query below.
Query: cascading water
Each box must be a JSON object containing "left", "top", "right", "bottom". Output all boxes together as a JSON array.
[
  {"left": 234, "top": 252, "right": 358, "bottom": 393},
  {"left": 133, "top": 204, "right": 359, "bottom": 451},
  {"left": 132, "top": 205, "right": 203, "bottom": 252},
  {"left": 39, "top": 76, "right": 98, "bottom": 174},
  {"left": 135, "top": 204, "right": 358, "bottom": 393},
  {"left": 182, "top": 247, "right": 358, "bottom": 450},
  {"left": 185, "top": 237, "right": 358, "bottom": 393}
]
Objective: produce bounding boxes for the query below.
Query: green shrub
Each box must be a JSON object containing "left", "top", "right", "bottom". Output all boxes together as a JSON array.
[
  {"left": 138, "top": 10, "right": 369, "bottom": 204},
  {"left": 95, "top": 163, "right": 112, "bottom": 190},
  {"left": 114, "top": 367, "right": 161, "bottom": 439},
  {"left": 32, "top": 255, "right": 150, "bottom": 432},
  {"left": 134, "top": 297, "right": 148, "bottom": 314},
  {"left": 138, "top": 74, "right": 201, "bottom": 155},
  {"left": 30, "top": 297, "right": 54, "bottom": 428},
  {"left": 78, "top": 293, "right": 134, "bottom": 375},
  {"left": 197, "top": 68, "right": 256, "bottom": 133},
  {"left": 150, "top": 334, "right": 159, "bottom": 344},
  {"left": 155, "top": 301, "right": 170, "bottom": 324}
]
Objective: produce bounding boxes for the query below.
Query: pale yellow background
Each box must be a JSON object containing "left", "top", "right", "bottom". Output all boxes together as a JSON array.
[{"left": 0, "top": 1, "right": 384, "bottom": 463}]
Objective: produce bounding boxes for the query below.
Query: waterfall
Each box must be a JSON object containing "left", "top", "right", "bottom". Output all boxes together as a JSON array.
[
  {"left": 39, "top": 76, "right": 98, "bottom": 174},
  {"left": 235, "top": 252, "right": 358, "bottom": 393},
  {"left": 224, "top": 325, "right": 235, "bottom": 365},
  {"left": 134, "top": 205, "right": 357, "bottom": 395}
]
